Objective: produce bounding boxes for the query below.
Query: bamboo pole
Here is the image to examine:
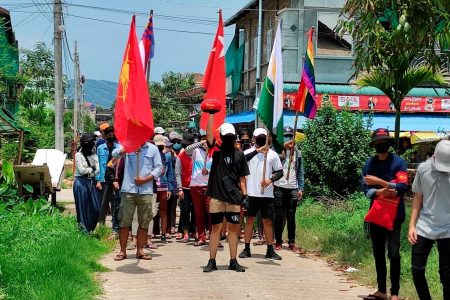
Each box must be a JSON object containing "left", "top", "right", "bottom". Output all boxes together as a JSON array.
[{"left": 261, "top": 126, "right": 270, "bottom": 194}]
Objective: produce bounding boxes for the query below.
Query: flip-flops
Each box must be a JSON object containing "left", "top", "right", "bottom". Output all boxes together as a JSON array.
[
  {"left": 363, "top": 294, "right": 387, "bottom": 300},
  {"left": 136, "top": 254, "right": 152, "bottom": 260},
  {"left": 114, "top": 254, "right": 127, "bottom": 261},
  {"left": 194, "top": 240, "right": 206, "bottom": 246}
]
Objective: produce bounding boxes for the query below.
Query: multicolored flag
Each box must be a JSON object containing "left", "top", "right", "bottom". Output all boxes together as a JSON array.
[
  {"left": 294, "top": 27, "right": 317, "bottom": 119},
  {"left": 139, "top": 12, "right": 155, "bottom": 74},
  {"left": 199, "top": 10, "right": 226, "bottom": 132},
  {"left": 257, "top": 21, "right": 284, "bottom": 150},
  {"left": 115, "top": 16, "right": 154, "bottom": 153}
]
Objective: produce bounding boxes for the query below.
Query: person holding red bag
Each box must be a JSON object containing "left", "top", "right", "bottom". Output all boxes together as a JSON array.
[{"left": 361, "top": 128, "right": 408, "bottom": 300}]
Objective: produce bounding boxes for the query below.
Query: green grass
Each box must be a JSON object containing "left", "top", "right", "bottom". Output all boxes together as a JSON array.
[
  {"left": 296, "top": 195, "right": 442, "bottom": 300},
  {"left": 0, "top": 206, "right": 113, "bottom": 299}
]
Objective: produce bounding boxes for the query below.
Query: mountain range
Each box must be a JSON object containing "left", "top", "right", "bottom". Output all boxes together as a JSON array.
[{"left": 65, "top": 79, "right": 117, "bottom": 109}]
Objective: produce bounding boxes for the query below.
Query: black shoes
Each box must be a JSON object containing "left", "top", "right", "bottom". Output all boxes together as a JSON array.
[
  {"left": 265, "top": 248, "right": 282, "bottom": 260},
  {"left": 161, "top": 235, "right": 167, "bottom": 244},
  {"left": 228, "top": 259, "right": 245, "bottom": 272},
  {"left": 203, "top": 259, "right": 217, "bottom": 272},
  {"left": 239, "top": 248, "right": 251, "bottom": 258}
]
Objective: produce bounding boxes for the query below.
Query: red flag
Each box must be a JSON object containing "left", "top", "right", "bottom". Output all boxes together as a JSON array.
[
  {"left": 200, "top": 10, "right": 225, "bottom": 132},
  {"left": 114, "top": 16, "right": 154, "bottom": 153}
]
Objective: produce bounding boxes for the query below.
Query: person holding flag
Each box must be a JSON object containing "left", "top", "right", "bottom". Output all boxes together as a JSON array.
[{"left": 112, "top": 16, "right": 161, "bottom": 261}]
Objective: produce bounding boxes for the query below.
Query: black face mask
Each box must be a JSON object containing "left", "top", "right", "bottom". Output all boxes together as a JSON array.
[
  {"left": 221, "top": 134, "right": 236, "bottom": 151},
  {"left": 255, "top": 135, "right": 267, "bottom": 147},
  {"left": 157, "top": 145, "right": 165, "bottom": 152},
  {"left": 81, "top": 141, "right": 95, "bottom": 155},
  {"left": 375, "top": 143, "right": 390, "bottom": 154},
  {"left": 241, "top": 142, "right": 251, "bottom": 151},
  {"left": 106, "top": 137, "right": 115, "bottom": 143}
]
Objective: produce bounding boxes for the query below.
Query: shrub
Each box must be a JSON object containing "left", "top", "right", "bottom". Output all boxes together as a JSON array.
[{"left": 300, "top": 104, "right": 372, "bottom": 197}]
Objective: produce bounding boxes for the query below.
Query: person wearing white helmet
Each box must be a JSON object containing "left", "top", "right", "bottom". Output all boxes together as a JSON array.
[{"left": 409, "top": 140, "right": 450, "bottom": 300}]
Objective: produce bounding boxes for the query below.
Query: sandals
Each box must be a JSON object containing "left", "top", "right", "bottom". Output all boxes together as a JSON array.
[
  {"left": 136, "top": 254, "right": 152, "bottom": 260},
  {"left": 194, "top": 240, "right": 206, "bottom": 246},
  {"left": 363, "top": 294, "right": 387, "bottom": 300},
  {"left": 255, "top": 240, "right": 265, "bottom": 245},
  {"left": 114, "top": 253, "right": 127, "bottom": 261}
]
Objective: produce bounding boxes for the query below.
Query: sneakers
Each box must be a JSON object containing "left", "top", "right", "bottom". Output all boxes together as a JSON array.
[
  {"left": 265, "top": 248, "right": 282, "bottom": 260},
  {"left": 239, "top": 248, "right": 251, "bottom": 258},
  {"left": 274, "top": 243, "right": 282, "bottom": 251},
  {"left": 203, "top": 259, "right": 217, "bottom": 272},
  {"left": 161, "top": 234, "right": 167, "bottom": 244},
  {"left": 228, "top": 259, "right": 245, "bottom": 272},
  {"left": 220, "top": 234, "right": 227, "bottom": 241}
]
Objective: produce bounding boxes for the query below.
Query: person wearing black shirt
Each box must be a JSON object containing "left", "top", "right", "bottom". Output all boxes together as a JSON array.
[{"left": 203, "top": 115, "right": 250, "bottom": 273}]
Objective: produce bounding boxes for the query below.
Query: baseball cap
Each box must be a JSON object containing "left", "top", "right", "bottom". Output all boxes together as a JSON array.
[
  {"left": 433, "top": 140, "right": 450, "bottom": 172},
  {"left": 164, "top": 136, "right": 173, "bottom": 147},
  {"left": 154, "top": 127, "right": 166, "bottom": 135},
  {"left": 369, "top": 128, "right": 392, "bottom": 146},
  {"left": 253, "top": 128, "right": 267, "bottom": 137},
  {"left": 153, "top": 134, "right": 166, "bottom": 146},
  {"left": 182, "top": 133, "right": 195, "bottom": 145},
  {"left": 219, "top": 123, "right": 236, "bottom": 135},
  {"left": 169, "top": 131, "right": 182, "bottom": 141},
  {"left": 99, "top": 123, "right": 109, "bottom": 131},
  {"left": 283, "top": 126, "right": 294, "bottom": 136},
  {"left": 94, "top": 131, "right": 101, "bottom": 137},
  {"left": 80, "top": 133, "right": 95, "bottom": 143}
]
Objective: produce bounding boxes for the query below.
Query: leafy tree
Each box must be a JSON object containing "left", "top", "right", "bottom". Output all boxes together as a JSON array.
[
  {"left": 149, "top": 72, "right": 195, "bottom": 129},
  {"left": 300, "top": 104, "right": 372, "bottom": 198},
  {"left": 340, "top": 1, "right": 450, "bottom": 151}
]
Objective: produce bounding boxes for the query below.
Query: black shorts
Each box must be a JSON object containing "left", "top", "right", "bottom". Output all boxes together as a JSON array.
[{"left": 245, "top": 196, "right": 274, "bottom": 219}]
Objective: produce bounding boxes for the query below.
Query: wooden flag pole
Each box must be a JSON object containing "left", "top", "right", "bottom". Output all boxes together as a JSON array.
[
  {"left": 136, "top": 150, "right": 140, "bottom": 178},
  {"left": 261, "top": 126, "right": 270, "bottom": 194},
  {"left": 286, "top": 110, "right": 299, "bottom": 180}
]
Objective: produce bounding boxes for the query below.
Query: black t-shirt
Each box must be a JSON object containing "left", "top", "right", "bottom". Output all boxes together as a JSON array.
[{"left": 206, "top": 147, "right": 250, "bottom": 204}]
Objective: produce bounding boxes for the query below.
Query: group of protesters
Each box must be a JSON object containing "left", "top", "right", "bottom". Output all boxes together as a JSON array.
[{"left": 72, "top": 116, "right": 449, "bottom": 299}]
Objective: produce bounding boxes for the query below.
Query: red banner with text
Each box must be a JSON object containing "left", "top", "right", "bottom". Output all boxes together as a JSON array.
[{"left": 283, "top": 93, "right": 450, "bottom": 113}]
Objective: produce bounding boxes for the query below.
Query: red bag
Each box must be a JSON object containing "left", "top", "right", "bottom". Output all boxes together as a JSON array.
[
  {"left": 364, "top": 196, "right": 400, "bottom": 231},
  {"left": 201, "top": 98, "right": 222, "bottom": 114}
]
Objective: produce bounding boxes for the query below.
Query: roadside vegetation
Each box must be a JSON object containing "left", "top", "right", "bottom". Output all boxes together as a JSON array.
[{"left": 0, "top": 161, "right": 112, "bottom": 300}]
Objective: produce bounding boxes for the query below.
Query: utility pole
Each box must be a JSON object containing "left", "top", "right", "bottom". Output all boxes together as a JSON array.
[
  {"left": 73, "top": 41, "right": 79, "bottom": 144},
  {"left": 54, "top": 0, "right": 64, "bottom": 152},
  {"left": 254, "top": 0, "right": 263, "bottom": 128}
]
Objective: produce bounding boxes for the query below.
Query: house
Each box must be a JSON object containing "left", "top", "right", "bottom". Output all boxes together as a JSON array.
[{"left": 224, "top": 0, "right": 450, "bottom": 143}]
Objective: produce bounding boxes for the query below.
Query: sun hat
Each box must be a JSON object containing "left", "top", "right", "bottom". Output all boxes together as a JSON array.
[
  {"left": 153, "top": 134, "right": 166, "bottom": 146},
  {"left": 154, "top": 127, "right": 166, "bottom": 135}
]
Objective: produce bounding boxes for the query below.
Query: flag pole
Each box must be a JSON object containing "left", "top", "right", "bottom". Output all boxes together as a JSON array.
[
  {"left": 286, "top": 110, "right": 299, "bottom": 180},
  {"left": 146, "top": 9, "right": 153, "bottom": 85},
  {"left": 261, "top": 124, "right": 270, "bottom": 194}
]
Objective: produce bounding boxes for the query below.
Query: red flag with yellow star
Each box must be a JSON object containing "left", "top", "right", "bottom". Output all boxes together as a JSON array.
[
  {"left": 114, "top": 16, "right": 154, "bottom": 153},
  {"left": 199, "top": 10, "right": 225, "bottom": 131}
]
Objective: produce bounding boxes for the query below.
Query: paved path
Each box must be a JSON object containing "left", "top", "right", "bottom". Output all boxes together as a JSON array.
[{"left": 99, "top": 238, "right": 372, "bottom": 299}]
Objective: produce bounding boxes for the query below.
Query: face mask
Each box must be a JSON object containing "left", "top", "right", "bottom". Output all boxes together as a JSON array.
[
  {"left": 255, "top": 135, "right": 266, "bottom": 147},
  {"left": 241, "top": 142, "right": 251, "bottom": 151},
  {"left": 157, "top": 145, "right": 165, "bottom": 152},
  {"left": 375, "top": 143, "right": 390, "bottom": 154},
  {"left": 220, "top": 134, "right": 236, "bottom": 151},
  {"left": 106, "top": 137, "right": 115, "bottom": 143},
  {"left": 173, "top": 143, "right": 182, "bottom": 151},
  {"left": 284, "top": 136, "right": 293, "bottom": 143}
]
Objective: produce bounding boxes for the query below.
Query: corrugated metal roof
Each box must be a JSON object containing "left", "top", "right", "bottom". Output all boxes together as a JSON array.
[
  {"left": 224, "top": 0, "right": 257, "bottom": 27},
  {"left": 284, "top": 83, "right": 450, "bottom": 97}
]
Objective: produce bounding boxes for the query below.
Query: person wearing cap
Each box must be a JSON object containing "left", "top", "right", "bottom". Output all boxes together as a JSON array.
[
  {"left": 175, "top": 133, "right": 196, "bottom": 242},
  {"left": 112, "top": 140, "right": 162, "bottom": 261},
  {"left": 239, "top": 128, "right": 284, "bottom": 261},
  {"left": 73, "top": 133, "right": 101, "bottom": 233},
  {"left": 273, "top": 126, "right": 304, "bottom": 251},
  {"left": 201, "top": 117, "right": 250, "bottom": 273},
  {"left": 185, "top": 129, "right": 212, "bottom": 246},
  {"left": 95, "top": 123, "right": 110, "bottom": 148},
  {"left": 154, "top": 126, "right": 166, "bottom": 136},
  {"left": 96, "top": 126, "right": 121, "bottom": 230},
  {"left": 362, "top": 128, "right": 408, "bottom": 300},
  {"left": 151, "top": 134, "right": 176, "bottom": 244},
  {"left": 409, "top": 140, "right": 450, "bottom": 300}
]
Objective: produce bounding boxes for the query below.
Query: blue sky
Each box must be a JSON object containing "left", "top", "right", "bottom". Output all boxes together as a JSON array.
[{"left": 2, "top": 0, "right": 249, "bottom": 82}]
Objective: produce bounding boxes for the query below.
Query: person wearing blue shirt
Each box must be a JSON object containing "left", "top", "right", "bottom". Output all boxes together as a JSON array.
[
  {"left": 112, "top": 141, "right": 162, "bottom": 261},
  {"left": 96, "top": 127, "right": 121, "bottom": 228}
]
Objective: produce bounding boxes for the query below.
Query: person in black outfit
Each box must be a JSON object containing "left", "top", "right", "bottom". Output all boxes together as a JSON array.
[
  {"left": 203, "top": 115, "right": 250, "bottom": 273},
  {"left": 362, "top": 128, "right": 408, "bottom": 300}
]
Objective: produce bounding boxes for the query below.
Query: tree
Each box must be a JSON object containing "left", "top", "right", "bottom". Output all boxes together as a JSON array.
[
  {"left": 340, "top": 1, "right": 450, "bottom": 151},
  {"left": 301, "top": 103, "right": 372, "bottom": 198},
  {"left": 149, "top": 72, "right": 195, "bottom": 129}
]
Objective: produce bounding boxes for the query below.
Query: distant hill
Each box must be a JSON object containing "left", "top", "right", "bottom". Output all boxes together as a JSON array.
[{"left": 66, "top": 79, "right": 117, "bottom": 108}]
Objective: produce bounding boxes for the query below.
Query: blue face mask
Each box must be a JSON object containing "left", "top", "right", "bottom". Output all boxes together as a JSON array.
[
  {"left": 173, "top": 143, "right": 182, "bottom": 151},
  {"left": 284, "top": 136, "right": 293, "bottom": 143}
]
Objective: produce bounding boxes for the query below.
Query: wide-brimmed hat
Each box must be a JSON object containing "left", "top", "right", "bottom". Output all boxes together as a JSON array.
[
  {"left": 369, "top": 128, "right": 392, "bottom": 146},
  {"left": 434, "top": 140, "right": 450, "bottom": 172},
  {"left": 153, "top": 134, "right": 166, "bottom": 146},
  {"left": 169, "top": 131, "right": 182, "bottom": 141}
]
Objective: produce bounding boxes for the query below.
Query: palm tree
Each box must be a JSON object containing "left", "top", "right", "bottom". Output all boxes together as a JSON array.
[{"left": 356, "top": 52, "right": 446, "bottom": 152}]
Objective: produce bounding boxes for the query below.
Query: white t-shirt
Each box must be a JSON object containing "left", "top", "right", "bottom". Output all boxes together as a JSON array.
[
  {"left": 274, "top": 149, "right": 298, "bottom": 189},
  {"left": 244, "top": 147, "right": 283, "bottom": 198}
]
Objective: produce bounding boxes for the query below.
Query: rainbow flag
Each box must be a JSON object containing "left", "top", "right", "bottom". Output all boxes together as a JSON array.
[{"left": 294, "top": 28, "right": 317, "bottom": 119}]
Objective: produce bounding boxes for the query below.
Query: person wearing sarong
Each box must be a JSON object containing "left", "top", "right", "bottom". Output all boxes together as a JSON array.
[{"left": 73, "top": 133, "right": 101, "bottom": 233}]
